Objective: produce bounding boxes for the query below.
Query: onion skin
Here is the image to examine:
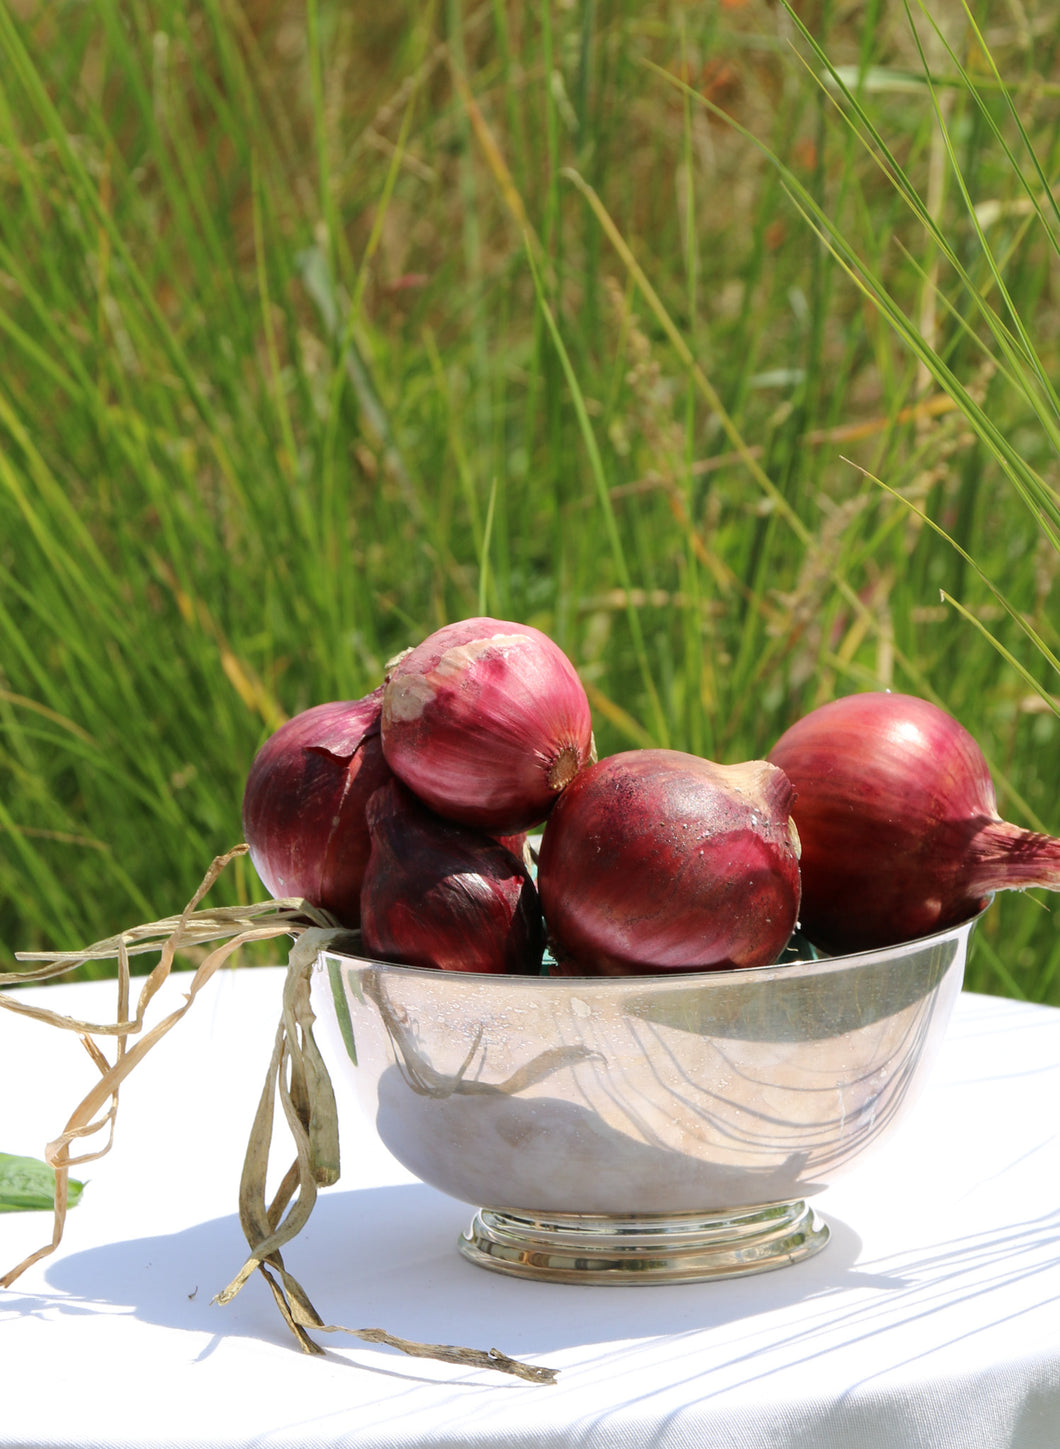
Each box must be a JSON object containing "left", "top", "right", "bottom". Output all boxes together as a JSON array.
[
  {"left": 360, "top": 779, "right": 546, "bottom": 975},
  {"left": 536, "top": 749, "right": 802, "bottom": 975},
  {"left": 241, "top": 689, "right": 392, "bottom": 927},
  {"left": 380, "top": 617, "right": 595, "bottom": 835},
  {"left": 495, "top": 832, "right": 533, "bottom": 872},
  {"left": 767, "top": 691, "right": 1060, "bottom": 954}
]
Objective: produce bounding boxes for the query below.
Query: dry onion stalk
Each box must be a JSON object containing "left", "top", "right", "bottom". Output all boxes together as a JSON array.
[{"left": 0, "top": 844, "right": 557, "bottom": 1386}]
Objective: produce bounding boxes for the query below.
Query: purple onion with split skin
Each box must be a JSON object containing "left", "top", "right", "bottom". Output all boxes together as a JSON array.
[
  {"left": 380, "top": 616, "right": 595, "bottom": 836},
  {"left": 241, "top": 688, "right": 392, "bottom": 927}
]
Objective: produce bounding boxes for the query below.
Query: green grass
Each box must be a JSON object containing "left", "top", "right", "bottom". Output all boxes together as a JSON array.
[{"left": 1, "top": 0, "right": 1058, "bottom": 998}]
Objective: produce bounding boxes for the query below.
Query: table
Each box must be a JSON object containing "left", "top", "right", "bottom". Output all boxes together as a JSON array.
[{"left": 2, "top": 965, "right": 1059, "bottom": 1449}]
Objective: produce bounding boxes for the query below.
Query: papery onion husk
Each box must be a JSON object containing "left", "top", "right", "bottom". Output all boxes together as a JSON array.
[
  {"left": 767, "top": 690, "right": 1060, "bottom": 954},
  {"left": 380, "top": 616, "right": 595, "bottom": 835},
  {"left": 242, "top": 689, "right": 393, "bottom": 927},
  {"left": 495, "top": 831, "right": 534, "bottom": 872},
  {"left": 536, "top": 749, "right": 802, "bottom": 975},
  {"left": 360, "top": 778, "right": 547, "bottom": 974}
]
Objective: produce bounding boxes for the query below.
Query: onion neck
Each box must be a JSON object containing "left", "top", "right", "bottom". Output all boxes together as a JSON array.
[
  {"left": 725, "top": 759, "right": 796, "bottom": 819},
  {"left": 970, "top": 818, "right": 1060, "bottom": 893}
]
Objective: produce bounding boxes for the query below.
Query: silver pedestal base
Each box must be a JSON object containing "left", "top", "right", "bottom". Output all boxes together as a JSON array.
[{"left": 459, "top": 1200, "right": 829, "bottom": 1284}]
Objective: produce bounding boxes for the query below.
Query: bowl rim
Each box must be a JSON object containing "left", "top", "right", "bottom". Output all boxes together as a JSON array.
[{"left": 319, "top": 899, "right": 991, "bottom": 991}]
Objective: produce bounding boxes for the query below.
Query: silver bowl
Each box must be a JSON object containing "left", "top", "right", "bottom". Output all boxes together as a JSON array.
[{"left": 314, "top": 909, "right": 983, "bottom": 1285}]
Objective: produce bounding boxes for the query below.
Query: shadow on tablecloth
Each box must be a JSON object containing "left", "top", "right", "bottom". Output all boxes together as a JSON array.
[{"left": 26, "top": 1181, "right": 873, "bottom": 1361}]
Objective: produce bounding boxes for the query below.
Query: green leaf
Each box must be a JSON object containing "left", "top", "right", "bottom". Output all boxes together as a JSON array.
[{"left": 0, "top": 1152, "right": 83, "bottom": 1213}]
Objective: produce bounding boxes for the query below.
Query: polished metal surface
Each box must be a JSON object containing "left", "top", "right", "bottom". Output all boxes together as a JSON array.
[
  {"left": 314, "top": 910, "right": 982, "bottom": 1283},
  {"left": 458, "top": 1201, "right": 829, "bottom": 1284}
]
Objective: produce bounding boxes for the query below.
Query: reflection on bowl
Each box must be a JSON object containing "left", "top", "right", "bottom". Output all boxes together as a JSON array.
[{"left": 313, "top": 909, "right": 983, "bottom": 1284}]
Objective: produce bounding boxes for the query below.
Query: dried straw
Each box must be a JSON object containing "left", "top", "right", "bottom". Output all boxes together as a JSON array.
[{"left": 0, "top": 845, "right": 557, "bottom": 1385}]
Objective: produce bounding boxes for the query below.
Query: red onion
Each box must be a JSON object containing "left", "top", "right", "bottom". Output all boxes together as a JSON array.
[
  {"left": 767, "top": 690, "right": 1060, "bottom": 953},
  {"left": 380, "top": 617, "right": 594, "bottom": 835},
  {"left": 360, "top": 778, "right": 547, "bottom": 974},
  {"left": 241, "top": 689, "right": 392, "bottom": 927},
  {"left": 536, "top": 749, "right": 802, "bottom": 975}
]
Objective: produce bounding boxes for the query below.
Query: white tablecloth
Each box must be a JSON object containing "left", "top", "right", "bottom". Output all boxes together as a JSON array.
[{"left": 1, "top": 966, "right": 1059, "bottom": 1449}]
